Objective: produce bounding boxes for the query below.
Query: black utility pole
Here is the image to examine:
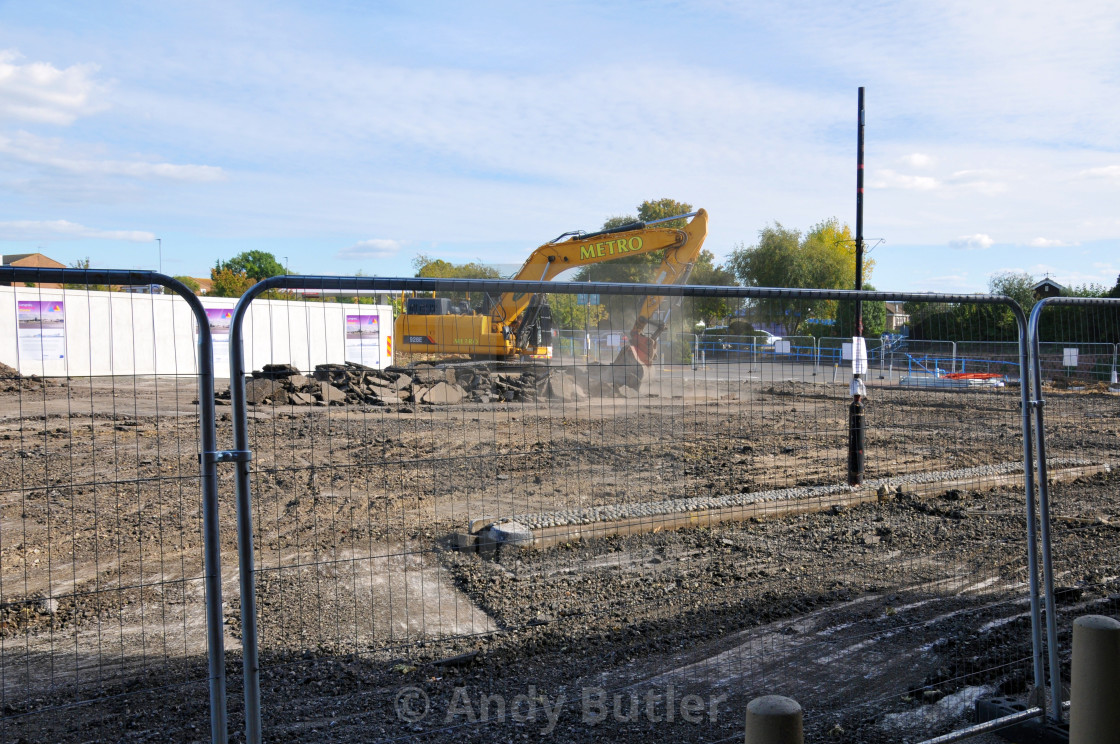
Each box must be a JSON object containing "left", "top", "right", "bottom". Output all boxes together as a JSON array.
[
  {"left": 855, "top": 87, "right": 865, "bottom": 335},
  {"left": 848, "top": 87, "right": 867, "bottom": 486}
]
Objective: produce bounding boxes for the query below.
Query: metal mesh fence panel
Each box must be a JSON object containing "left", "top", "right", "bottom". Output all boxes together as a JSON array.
[
  {"left": 222, "top": 280, "right": 1046, "bottom": 744},
  {"left": 0, "top": 271, "right": 226, "bottom": 744},
  {"left": 1027, "top": 297, "right": 1120, "bottom": 722}
]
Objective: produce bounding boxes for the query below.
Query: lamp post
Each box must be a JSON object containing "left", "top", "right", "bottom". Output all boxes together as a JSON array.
[{"left": 156, "top": 238, "right": 162, "bottom": 274}]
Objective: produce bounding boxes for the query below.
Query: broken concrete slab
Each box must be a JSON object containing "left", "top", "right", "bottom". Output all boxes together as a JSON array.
[
  {"left": 257, "top": 363, "right": 302, "bottom": 379},
  {"left": 287, "top": 373, "right": 313, "bottom": 389},
  {"left": 477, "top": 520, "right": 534, "bottom": 553},
  {"left": 418, "top": 381, "right": 465, "bottom": 405},
  {"left": 245, "top": 378, "right": 284, "bottom": 405},
  {"left": 315, "top": 382, "right": 347, "bottom": 404},
  {"left": 546, "top": 371, "right": 587, "bottom": 401}
]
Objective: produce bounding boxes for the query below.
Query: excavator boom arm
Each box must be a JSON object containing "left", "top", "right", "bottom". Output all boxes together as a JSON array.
[
  {"left": 489, "top": 209, "right": 706, "bottom": 328},
  {"left": 395, "top": 209, "right": 708, "bottom": 364}
]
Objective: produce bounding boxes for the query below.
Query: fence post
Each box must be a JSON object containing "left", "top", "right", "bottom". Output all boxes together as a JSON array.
[
  {"left": 1027, "top": 298, "right": 1071, "bottom": 721},
  {"left": 229, "top": 288, "right": 265, "bottom": 744},
  {"left": 1070, "top": 615, "right": 1120, "bottom": 744},
  {"left": 194, "top": 291, "right": 231, "bottom": 744},
  {"left": 744, "top": 695, "right": 803, "bottom": 744}
]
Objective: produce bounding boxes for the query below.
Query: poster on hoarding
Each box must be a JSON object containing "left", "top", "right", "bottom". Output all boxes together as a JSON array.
[
  {"left": 203, "top": 307, "right": 233, "bottom": 372},
  {"left": 17, "top": 299, "right": 66, "bottom": 361},
  {"left": 345, "top": 313, "right": 381, "bottom": 366}
]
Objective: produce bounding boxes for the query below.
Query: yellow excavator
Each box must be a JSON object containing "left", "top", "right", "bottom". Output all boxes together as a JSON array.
[{"left": 395, "top": 209, "right": 709, "bottom": 383}]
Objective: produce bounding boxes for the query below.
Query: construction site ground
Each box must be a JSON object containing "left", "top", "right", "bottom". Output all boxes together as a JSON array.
[{"left": 1, "top": 361, "right": 1117, "bottom": 743}]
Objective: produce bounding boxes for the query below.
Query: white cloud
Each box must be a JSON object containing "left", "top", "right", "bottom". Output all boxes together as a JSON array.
[
  {"left": 0, "top": 49, "right": 106, "bottom": 125},
  {"left": 337, "top": 238, "right": 402, "bottom": 259},
  {"left": 900, "top": 153, "right": 933, "bottom": 169},
  {"left": 945, "top": 170, "right": 1007, "bottom": 195},
  {"left": 1078, "top": 165, "right": 1120, "bottom": 179},
  {"left": 0, "top": 219, "right": 155, "bottom": 242},
  {"left": 871, "top": 166, "right": 1006, "bottom": 196},
  {"left": 0, "top": 132, "right": 225, "bottom": 182},
  {"left": 950, "top": 234, "right": 994, "bottom": 250},
  {"left": 1028, "top": 237, "right": 1074, "bottom": 248},
  {"left": 869, "top": 169, "right": 940, "bottom": 191}
]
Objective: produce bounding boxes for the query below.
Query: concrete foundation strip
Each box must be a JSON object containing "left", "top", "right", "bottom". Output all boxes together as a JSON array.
[{"left": 466, "top": 461, "right": 1110, "bottom": 550}]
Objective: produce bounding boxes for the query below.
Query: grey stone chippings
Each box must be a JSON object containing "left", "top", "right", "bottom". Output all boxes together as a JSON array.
[{"left": 501, "top": 459, "right": 1094, "bottom": 531}]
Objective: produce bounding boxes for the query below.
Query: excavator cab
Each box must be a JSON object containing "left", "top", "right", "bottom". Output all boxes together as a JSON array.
[{"left": 405, "top": 297, "right": 453, "bottom": 315}]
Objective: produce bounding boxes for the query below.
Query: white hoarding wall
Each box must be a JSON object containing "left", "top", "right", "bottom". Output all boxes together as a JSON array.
[{"left": 0, "top": 286, "right": 392, "bottom": 378}]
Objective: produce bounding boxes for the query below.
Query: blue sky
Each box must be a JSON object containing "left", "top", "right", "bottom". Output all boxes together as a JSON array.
[{"left": 1, "top": 0, "right": 1117, "bottom": 293}]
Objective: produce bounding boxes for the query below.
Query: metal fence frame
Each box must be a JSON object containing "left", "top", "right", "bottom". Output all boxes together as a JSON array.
[
  {"left": 0, "top": 267, "right": 228, "bottom": 744},
  {"left": 5, "top": 268, "right": 1080, "bottom": 742},
  {"left": 1026, "top": 295, "right": 1120, "bottom": 723},
  {"left": 223, "top": 276, "right": 1048, "bottom": 744}
]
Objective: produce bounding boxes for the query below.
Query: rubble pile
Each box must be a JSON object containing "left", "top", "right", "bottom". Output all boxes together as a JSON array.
[
  {"left": 0, "top": 362, "right": 63, "bottom": 392},
  {"left": 220, "top": 361, "right": 636, "bottom": 407}
]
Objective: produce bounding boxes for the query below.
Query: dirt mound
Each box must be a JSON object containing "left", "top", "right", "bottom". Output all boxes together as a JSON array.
[
  {"left": 1045, "top": 378, "right": 1117, "bottom": 393},
  {"left": 0, "top": 361, "right": 66, "bottom": 391}
]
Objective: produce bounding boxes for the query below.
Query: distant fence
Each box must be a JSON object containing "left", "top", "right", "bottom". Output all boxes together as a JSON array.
[
  {"left": 561, "top": 329, "right": 1119, "bottom": 387},
  {"left": 6, "top": 271, "right": 1118, "bottom": 744}
]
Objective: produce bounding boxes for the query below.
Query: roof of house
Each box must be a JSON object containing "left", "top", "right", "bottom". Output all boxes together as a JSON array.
[
  {"left": 1033, "top": 277, "right": 1064, "bottom": 292},
  {"left": 2, "top": 253, "right": 67, "bottom": 269}
]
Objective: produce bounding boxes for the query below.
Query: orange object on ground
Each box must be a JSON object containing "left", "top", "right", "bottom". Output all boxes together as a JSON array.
[{"left": 943, "top": 372, "right": 1004, "bottom": 380}]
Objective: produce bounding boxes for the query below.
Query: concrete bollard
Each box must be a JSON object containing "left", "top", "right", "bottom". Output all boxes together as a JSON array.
[
  {"left": 1070, "top": 614, "right": 1120, "bottom": 744},
  {"left": 744, "top": 695, "right": 802, "bottom": 744}
]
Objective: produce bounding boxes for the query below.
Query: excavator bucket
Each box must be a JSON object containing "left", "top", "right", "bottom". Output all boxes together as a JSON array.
[
  {"left": 627, "top": 335, "right": 657, "bottom": 367},
  {"left": 607, "top": 209, "right": 707, "bottom": 392},
  {"left": 612, "top": 337, "right": 655, "bottom": 390}
]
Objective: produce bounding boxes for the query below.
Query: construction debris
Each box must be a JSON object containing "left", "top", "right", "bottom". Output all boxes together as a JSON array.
[{"left": 220, "top": 361, "right": 636, "bottom": 407}]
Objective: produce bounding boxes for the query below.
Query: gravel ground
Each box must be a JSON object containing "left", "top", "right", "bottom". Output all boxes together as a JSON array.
[{"left": 1, "top": 370, "right": 1117, "bottom": 743}]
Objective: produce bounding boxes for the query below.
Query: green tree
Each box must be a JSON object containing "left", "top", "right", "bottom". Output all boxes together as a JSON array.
[
  {"left": 573, "top": 198, "right": 695, "bottom": 284},
  {"left": 688, "top": 249, "right": 738, "bottom": 324},
  {"left": 411, "top": 254, "right": 501, "bottom": 303},
  {"left": 412, "top": 254, "right": 501, "bottom": 280},
  {"left": 834, "top": 283, "right": 887, "bottom": 337},
  {"left": 173, "top": 275, "right": 201, "bottom": 293},
  {"left": 547, "top": 293, "right": 610, "bottom": 329},
  {"left": 1064, "top": 282, "right": 1108, "bottom": 298},
  {"left": 64, "top": 257, "right": 109, "bottom": 291},
  {"left": 988, "top": 271, "right": 1036, "bottom": 313},
  {"left": 208, "top": 267, "right": 256, "bottom": 298},
  {"left": 726, "top": 218, "right": 869, "bottom": 333},
  {"left": 975, "top": 271, "right": 1036, "bottom": 340},
  {"left": 216, "top": 250, "right": 286, "bottom": 281}
]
